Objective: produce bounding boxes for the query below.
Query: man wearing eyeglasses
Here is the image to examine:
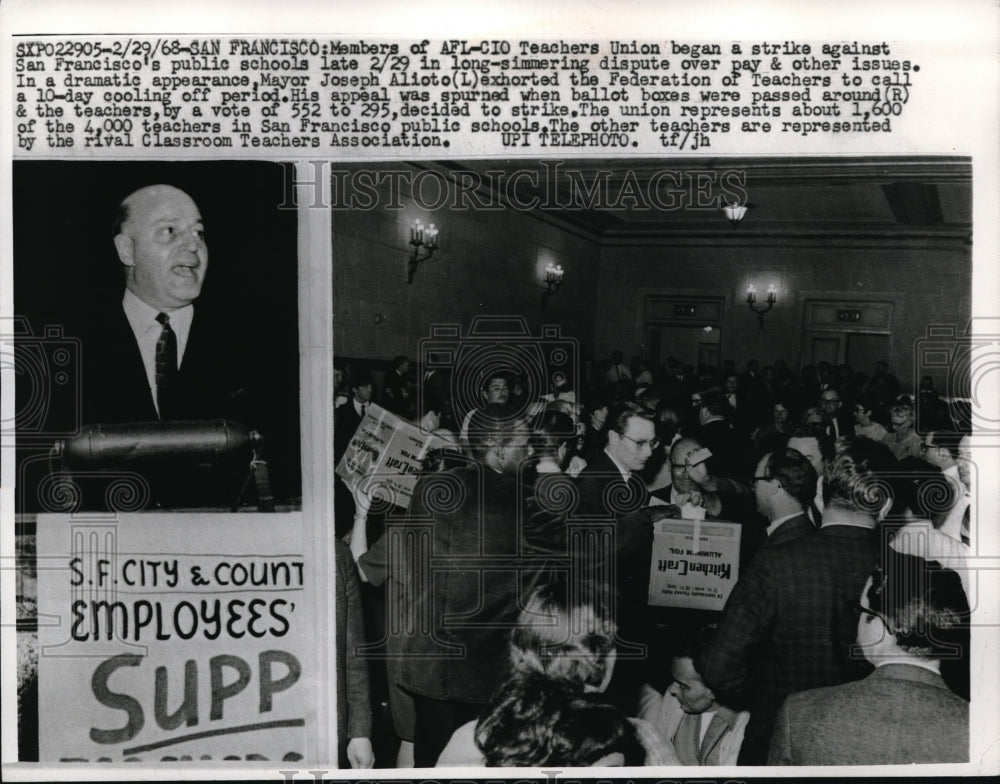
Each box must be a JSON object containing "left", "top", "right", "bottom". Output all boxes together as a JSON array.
[
  {"left": 751, "top": 449, "right": 818, "bottom": 544},
  {"left": 699, "top": 437, "right": 894, "bottom": 764},
  {"left": 576, "top": 401, "right": 668, "bottom": 556},
  {"left": 579, "top": 401, "right": 658, "bottom": 491},
  {"left": 663, "top": 438, "right": 736, "bottom": 518},
  {"left": 769, "top": 551, "right": 969, "bottom": 764},
  {"left": 819, "top": 388, "right": 852, "bottom": 440},
  {"left": 575, "top": 401, "right": 674, "bottom": 706}
]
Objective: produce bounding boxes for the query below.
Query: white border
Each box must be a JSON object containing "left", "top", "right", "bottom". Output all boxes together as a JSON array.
[{"left": 1, "top": 0, "right": 997, "bottom": 779}]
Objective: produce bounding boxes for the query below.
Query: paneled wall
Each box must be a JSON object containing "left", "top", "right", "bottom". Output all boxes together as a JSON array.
[
  {"left": 332, "top": 163, "right": 972, "bottom": 396},
  {"left": 594, "top": 241, "right": 972, "bottom": 393},
  {"left": 332, "top": 164, "right": 601, "bottom": 362}
]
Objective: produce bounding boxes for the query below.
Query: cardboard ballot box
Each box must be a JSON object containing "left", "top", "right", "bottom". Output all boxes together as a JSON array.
[{"left": 647, "top": 519, "right": 741, "bottom": 612}]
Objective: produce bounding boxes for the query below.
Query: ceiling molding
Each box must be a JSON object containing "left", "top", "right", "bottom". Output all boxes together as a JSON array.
[{"left": 404, "top": 157, "right": 973, "bottom": 245}]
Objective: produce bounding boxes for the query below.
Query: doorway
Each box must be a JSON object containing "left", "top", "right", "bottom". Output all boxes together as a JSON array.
[
  {"left": 802, "top": 299, "right": 895, "bottom": 372},
  {"left": 644, "top": 295, "right": 725, "bottom": 373},
  {"left": 646, "top": 324, "right": 721, "bottom": 370}
]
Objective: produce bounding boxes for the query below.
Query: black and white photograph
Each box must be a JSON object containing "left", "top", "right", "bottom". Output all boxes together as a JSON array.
[
  {"left": 12, "top": 160, "right": 302, "bottom": 514},
  {"left": 2, "top": 0, "right": 998, "bottom": 780},
  {"left": 331, "top": 156, "right": 979, "bottom": 769}
]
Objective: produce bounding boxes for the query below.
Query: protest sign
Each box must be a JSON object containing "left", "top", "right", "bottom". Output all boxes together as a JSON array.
[
  {"left": 36, "top": 513, "right": 308, "bottom": 763},
  {"left": 335, "top": 403, "right": 445, "bottom": 510},
  {"left": 647, "top": 519, "right": 741, "bottom": 612}
]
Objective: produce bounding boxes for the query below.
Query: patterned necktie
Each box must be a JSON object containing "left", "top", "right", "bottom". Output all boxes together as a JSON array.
[{"left": 155, "top": 312, "right": 177, "bottom": 419}]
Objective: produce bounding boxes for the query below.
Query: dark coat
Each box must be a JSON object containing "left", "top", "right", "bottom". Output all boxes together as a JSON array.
[
  {"left": 359, "top": 463, "right": 543, "bottom": 705},
  {"left": 824, "top": 408, "right": 855, "bottom": 442},
  {"left": 697, "top": 418, "right": 753, "bottom": 482},
  {"left": 575, "top": 450, "right": 654, "bottom": 552},
  {"left": 80, "top": 302, "right": 253, "bottom": 427},
  {"left": 71, "top": 301, "right": 258, "bottom": 509},
  {"left": 334, "top": 400, "right": 364, "bottom": 464},
  {"left": 698, "top": 523, "right": 879, "bottom": 764}
]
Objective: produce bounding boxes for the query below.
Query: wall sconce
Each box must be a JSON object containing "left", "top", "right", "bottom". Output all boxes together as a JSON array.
[
  {"left": 723, "top": 201, "right": 750, "bottom": 228},
  {"left": 746, "top": 283, "right": 776, "bottom": 328},
  {"left": 541, "top": 263, "right": 564, "bottom": 308},
  {"left": 408, "top": 219, "right": 439, "bottom": 284}
]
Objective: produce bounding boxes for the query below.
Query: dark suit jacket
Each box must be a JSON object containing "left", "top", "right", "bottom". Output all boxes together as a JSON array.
[
  {"left": 71, "top": 300, "right": 258, "bottom": 509},
  {"left": 381, "top": 369, "right": 409, "bottom": 416},
  {"left": 769, "top": 663, "right": 968, "bottom": 765},
  {"left": 698, "top": 523, "right": 879, "bottom": 764},
  {"left": 335, "top": 538, "right": 372, "bottom": 753},
  {"left": 697, "top": 418, "right": 753, "bottom": 481},
  {"left": 825, "top": 408, "right": 854, "bottom": 441},
  {"left": 765, "top": 513, "right": 816, "bottom": 547},
  {"left": 575, "top": 450, "right": 653, "bottom": 554},
  {"left": 80, "top": 300, "right": 252, "bottom": 427},
  {"left": 359, "top": 463, "right": 540, "bottom": 705},
  {"left": 575, "top": 450, "right": 660, "bottom": 668}
]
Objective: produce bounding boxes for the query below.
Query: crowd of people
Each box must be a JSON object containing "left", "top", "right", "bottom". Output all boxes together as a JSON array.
[{"left": 333, "top": 348, "right": 974, "bottom": 768}]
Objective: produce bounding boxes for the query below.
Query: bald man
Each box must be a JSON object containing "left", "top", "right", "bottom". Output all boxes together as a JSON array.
[{"left": 81, "top": 184, "right": 252, "bottom": 426}]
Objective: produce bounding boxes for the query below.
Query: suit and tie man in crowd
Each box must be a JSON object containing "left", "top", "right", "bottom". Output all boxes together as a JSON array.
[
  {"left": 819, "top": 388, "right": 853, "bottom": 441},
  {"left": 698, "top": 438, "right": 895, "bottom": 764},
  {"left": 750, "top": 448, "right": 819, "bottom": 547},
  {"left": 769, "top": 550, "right": 970, "bottom": 765},
  {"left": 574, "top": 402, "right": 677, "bottom": 709},
  {"left": 786, "top": 423, "right": 833, "bottom": 526},
  {"left": 458, "top": 372, "right": 511, "bottom": 450},
  {"left": 575, "top": 402, "right": 676, "bottom": 598},
  {"left": 334, "top": 371, "right": 375, "bottom": 463},
  {"left": 691, "top": 389, "right": 752, "bottom": 482},
  {"left": 382, "top": 355, "right": 412, "bottom": 416},
  {"left": 333, "top": 370, "right": 377, "bottom": 536}
]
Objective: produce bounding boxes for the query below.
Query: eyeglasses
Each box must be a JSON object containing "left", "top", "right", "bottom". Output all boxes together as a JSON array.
[{"left": 621, "top": 433, "right": 659, "bottom": 450}]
